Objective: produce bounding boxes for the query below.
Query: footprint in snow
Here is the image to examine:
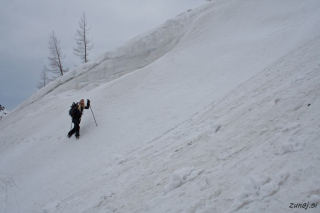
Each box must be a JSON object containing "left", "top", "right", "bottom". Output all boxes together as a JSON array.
[{"left": 163, "top": 167, "right": 204, "bottom": 194}]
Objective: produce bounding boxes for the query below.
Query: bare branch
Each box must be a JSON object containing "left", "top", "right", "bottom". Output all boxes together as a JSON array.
[
  {"left": 37, "top": 65, "right": 52, "bottom": 89},
  {"left": 74, "top": 13, "right": 93, "bottom": 64},
  {"left": 47, "top": 31, "right": 68, "bottom": 78}
]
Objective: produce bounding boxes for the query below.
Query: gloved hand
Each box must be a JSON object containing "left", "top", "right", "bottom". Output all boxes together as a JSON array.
[{"left": 87, "top": 99, "right": 90, "bottom": 103}]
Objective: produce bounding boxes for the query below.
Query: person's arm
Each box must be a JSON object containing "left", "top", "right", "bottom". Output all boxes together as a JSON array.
[{"left": 85, "top": 99, "right": 90, "bottom": 109}]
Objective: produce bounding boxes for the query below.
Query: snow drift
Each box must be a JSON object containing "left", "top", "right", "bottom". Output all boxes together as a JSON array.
[{"left": 1, "top": 0, "right": 320, "bottom": 212}]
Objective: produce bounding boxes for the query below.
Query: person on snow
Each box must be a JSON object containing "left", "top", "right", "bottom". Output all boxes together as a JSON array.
[{"left": 68, "top": 99, "right": 90, "bottom": 139}]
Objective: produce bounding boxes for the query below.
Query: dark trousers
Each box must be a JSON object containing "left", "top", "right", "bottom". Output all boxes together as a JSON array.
[{"left": 68, "top": 118, "right": 81, "bottom": 137}]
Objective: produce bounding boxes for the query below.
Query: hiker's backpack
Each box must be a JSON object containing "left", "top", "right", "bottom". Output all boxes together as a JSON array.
[{"left": 69, "top": 102, "right": 78, "bottom": 118}]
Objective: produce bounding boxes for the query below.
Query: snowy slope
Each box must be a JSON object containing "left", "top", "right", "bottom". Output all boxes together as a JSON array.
[
  {"left": 0, "top": 105, "right": 9, "bottom": 121},
  {"left": 1, "top": 0, "right": 320, "bottom": 212}
]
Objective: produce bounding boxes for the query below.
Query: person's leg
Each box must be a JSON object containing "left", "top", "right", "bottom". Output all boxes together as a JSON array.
[
  {"left": 68, "top": 124, "right": 76, "bottom": 137},
  {"left": 74, "top": 119, "right": 80, "bottom": 137}
]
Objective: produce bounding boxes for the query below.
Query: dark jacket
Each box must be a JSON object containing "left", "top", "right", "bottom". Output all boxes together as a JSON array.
[{"left": 73, "top": 102, "right": 90, "bottom": 122}]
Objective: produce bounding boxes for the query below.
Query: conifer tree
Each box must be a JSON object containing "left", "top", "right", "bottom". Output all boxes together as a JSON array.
[
  {"left": 47, "top": 31, "right": 69, "bottom": 78},
  {"left": 74, "top": 13, "right": 93, "bottom": 64},
  {"left": 37, "top": 65, "right": 51, "bottom": 89}
]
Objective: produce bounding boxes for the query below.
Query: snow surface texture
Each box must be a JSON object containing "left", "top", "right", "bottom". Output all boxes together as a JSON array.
[{"left": 1, "top": 0, "right": 320, "bottom": 212}]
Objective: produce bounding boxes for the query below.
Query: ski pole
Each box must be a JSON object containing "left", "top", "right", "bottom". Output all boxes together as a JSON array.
[{"left": 90, "top": 105, "right": 98, "bottom": 126}]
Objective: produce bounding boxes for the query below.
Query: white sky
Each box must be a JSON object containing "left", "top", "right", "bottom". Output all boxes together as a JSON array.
[{"left": 0, "top": 0, "right": 205, "bottom": 110}]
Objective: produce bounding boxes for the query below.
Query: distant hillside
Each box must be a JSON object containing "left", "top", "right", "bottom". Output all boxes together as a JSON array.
[{"left": 0, "top": 104, "right": 9, "bottom": 121}]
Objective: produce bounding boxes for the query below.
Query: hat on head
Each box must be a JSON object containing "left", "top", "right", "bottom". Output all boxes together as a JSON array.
[{"left": 79, "top": 99, "right": 85, "bottom": 105}]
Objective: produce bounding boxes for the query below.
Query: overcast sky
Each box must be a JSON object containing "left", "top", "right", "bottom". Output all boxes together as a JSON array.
[{"left": 0, "top": 0, "right": 205, "bottom": 110}]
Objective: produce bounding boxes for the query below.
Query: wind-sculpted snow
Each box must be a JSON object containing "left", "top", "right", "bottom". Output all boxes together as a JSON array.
[
  {"left": 14, "top": 5, "right": 208, "bottom": 114},
  {"left": 1, "top": 0, "right": 320, "bottom": 212}
]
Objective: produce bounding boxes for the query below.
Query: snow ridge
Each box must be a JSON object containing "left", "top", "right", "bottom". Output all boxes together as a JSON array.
[
  {"left": 1, "top": 0, "right": 320, "bottom": 212},
  {"left": 13, "top": 4, "right": 209, "bottom": 114}
]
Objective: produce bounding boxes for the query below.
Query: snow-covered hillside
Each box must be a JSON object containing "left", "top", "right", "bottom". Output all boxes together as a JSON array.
[
  {"left": 1, "top": 0, "right": 320, "bottom": 212},
  {"left": 0, "top": 105, "right": 9, "bottom": 121}
]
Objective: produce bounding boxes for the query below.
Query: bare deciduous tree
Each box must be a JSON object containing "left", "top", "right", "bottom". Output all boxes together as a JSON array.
[
  {"left": 74, "top": 13, "right": 93, "bottom": 64},
  {"left": 48, "top": 31, "right": 68, "bottom": 78},
  {"left": 37, "top": 65, "right": 51, "bottom": 89}
]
